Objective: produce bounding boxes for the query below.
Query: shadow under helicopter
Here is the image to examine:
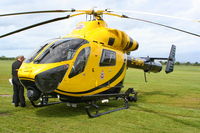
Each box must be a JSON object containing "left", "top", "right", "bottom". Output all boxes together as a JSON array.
[
  {"left": 34, "top": 90, "right": 200, "bottom": 129},
  {"left": 35, "top": 100, "right": 127, "bottom": 118}
]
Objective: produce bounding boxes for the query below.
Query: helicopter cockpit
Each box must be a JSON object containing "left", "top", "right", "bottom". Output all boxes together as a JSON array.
[
  {"left": 25, "top": 38, "right": 89, "bottom": 64},
  {"left": 18, "top": 38, "right": 91, "bottom": 96}
]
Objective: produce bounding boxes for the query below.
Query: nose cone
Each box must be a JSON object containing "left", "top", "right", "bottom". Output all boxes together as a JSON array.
[{"left": 35, "top": 65, "right": 68, "bottom": 93}]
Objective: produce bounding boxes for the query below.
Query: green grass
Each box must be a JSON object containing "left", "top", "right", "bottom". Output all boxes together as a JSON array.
[{"left": 0, "top": 60, "right": 200, "bottom": 133}]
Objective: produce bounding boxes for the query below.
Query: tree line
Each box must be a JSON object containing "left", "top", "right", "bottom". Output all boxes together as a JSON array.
[
  {"left": 160, "top": 61, "right": 200, "bottom": 66},
  {"left": 0, "top": 56, "right": 15, "bottom": 60},
  {"left": 0, "top": 56, "right": 199, "bottom": 66}
]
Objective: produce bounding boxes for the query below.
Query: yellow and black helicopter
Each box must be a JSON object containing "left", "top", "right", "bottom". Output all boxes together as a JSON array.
[{"left": 0, "top": 9, "right": 199, "bottom": 117}]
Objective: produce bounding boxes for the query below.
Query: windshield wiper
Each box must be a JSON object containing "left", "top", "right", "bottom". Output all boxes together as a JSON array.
[{"left": 34, "top": 49, "right": 50, "bottom": 63}]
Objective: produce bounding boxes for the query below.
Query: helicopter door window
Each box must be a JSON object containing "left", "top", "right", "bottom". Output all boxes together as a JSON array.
[
  {"left": 100, "top": 49, "right": 116, "bottom": 66},
  {"left": 69, "top": 47, "right": 91, "bottom": 78}
]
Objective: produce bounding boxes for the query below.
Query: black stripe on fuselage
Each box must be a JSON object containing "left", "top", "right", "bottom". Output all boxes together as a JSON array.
[
  {"left": 126, "top": 37, "right": 133, "bottom": 50},
  {"left": 19, "top": 77, "right": 35, "bottom": 81},
  {"left": 56, "top": 63, "right": 125, "bottom": 94}
]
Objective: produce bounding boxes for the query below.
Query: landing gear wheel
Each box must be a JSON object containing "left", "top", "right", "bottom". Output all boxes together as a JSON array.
[
  {"left": 30, "top": 95, "right": 49, "bottom": 107},
  {"left": 30, "top": 94, "right": 63, "bottom": 107},
  {"left": 40, "top": 95, "right": 49, "bottom": 105},
  {"left": 126, "top": 88, "right": 137, "bottom": 102},
  {"left": 127, "top": 95, "right": 137, "bottom": 102}
]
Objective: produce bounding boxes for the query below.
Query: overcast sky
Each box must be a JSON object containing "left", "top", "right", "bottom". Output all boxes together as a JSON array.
[{"left": 0, "top": 0, "right": 199, "bottom": 62}]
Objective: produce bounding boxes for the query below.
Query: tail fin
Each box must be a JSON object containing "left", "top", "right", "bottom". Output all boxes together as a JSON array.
[{"left": 165, "top": 45, "right": 176, "bottom": 73}]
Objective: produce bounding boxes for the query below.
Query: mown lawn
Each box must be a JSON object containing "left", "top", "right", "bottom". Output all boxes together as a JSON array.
[{"left": 0, "top": 60, "right": 200, "bottom": 133}]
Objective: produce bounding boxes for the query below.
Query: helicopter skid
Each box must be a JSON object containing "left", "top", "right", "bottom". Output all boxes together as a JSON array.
[
  {"left": 30, "top": 93, "right": 63, "bottom": 107},
  {"left": 29, "top": 88, "right": 137, "bottom": 118},
  {"left": 85, "top": 97, "right": 129, "bottom": 118},
  {"left": 85, "top": 88, "right": 137, "bottom": 118},
  {"left": 30, "top": 99, "right": 63, "bottom": 107}
]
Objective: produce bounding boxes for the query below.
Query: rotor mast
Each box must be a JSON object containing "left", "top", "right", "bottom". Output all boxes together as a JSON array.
[{"left": 75, "top": 9, "right": 106, "bottom": 20}]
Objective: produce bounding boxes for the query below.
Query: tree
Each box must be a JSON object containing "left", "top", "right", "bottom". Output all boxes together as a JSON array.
[
  {"left": 194, "top": 62, "right": 200, "bottom": 66},
  {"left": 175, "top": 61, "right": 180, "bottom": 65},
  {"left": 185, "top": 62, "right": 191, "bottom": 65}
]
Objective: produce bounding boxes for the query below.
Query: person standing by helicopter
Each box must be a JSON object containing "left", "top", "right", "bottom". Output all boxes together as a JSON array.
[{"left": 12, "top": 55, "right": 26, "bottom": 107}]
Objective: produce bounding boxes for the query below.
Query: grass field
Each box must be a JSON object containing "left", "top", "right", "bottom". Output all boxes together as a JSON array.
[{"left": 0, "top": 60, "right": 200, "bottom": 133}]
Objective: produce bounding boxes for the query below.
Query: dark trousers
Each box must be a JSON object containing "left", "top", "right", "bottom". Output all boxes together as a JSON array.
[{"left": 12, "top": 78, "right": 26, "bottom": 107}]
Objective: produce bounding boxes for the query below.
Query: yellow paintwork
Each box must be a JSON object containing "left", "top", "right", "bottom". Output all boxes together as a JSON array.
[
  {"left": 131, "top": 58, "right": 145, "bottom": 66},
  {"left": 18, "top": 19, "right": 138, "bottom": 97},
  {"left": 66, "top": 20, "right": 138, "bottom": 52}
]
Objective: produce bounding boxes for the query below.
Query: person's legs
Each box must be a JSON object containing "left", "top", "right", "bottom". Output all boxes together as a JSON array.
[
  {"left": 19, "top": 85, "right": 26, "bottom": 107},
  {"left": 12, "top": 88, "right": 15, "bottom": 104},
  {"left": 13, "top": 80, "right": 19, "bottom": 107}
]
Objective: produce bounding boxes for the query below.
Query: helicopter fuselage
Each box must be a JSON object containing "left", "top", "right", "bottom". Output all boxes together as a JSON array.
[{"left": 18, "top": 20, "right": 139, "bottom": 102}]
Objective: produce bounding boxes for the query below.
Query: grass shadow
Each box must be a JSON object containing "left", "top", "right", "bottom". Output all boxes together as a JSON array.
[
  {"left": 0, "top": 111, "right": 11, "bottom": 116},
  {"left": 141, "top": 91, "right": 177, "bottom": 97},
  {"left": 138, "top": 90, "right": 177, "bottom": 102},
  {"left": 134, "top": 104, "right": 200, "bottom": 129}
]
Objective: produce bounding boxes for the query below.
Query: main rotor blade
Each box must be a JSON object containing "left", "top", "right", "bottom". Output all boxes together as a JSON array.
[
  {"left": 0, "top": 16, "right": 68, "bottom": 38},
  {"left": 111, "top": 10, "right": 200, "bottom": 23},
  {"left": 0, "top": 12, "right": 85, "bottom": 38},
  {"left": 124, "top": 15, "right": 200, "bottom": 37},
  {"left": 0, "top": 13, "right": 85, "bottom": 38},
  {"left": 0, "top": 9, "right": 75, "bottom": 17},
  {"left": 104, "top": 12, "right": 200, "bottom": 37}
]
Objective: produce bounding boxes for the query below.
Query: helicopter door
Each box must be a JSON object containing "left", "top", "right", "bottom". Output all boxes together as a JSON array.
[
  {"left": 97, "top": 49, "right": 117, "bottom": 89},
  {"left": 68, "top": 47, "right": 91, "bottom": 78},
  {"left": 61, "top": 46, "right": 97, "bottom": 93}
]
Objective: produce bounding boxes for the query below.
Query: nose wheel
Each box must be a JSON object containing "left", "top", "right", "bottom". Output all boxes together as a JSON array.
[{"left": 30, "top": 94, "right": 63, "bottom": 107}]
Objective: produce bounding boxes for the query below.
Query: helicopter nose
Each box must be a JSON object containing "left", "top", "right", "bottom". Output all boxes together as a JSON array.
[{"left": 35, "top": 64, "right": 68, "bottom": 93}]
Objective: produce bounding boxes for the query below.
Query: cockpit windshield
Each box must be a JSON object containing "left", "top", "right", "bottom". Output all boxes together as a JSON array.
[
  {"left": 26, "top": 38, "right": 89, "bottom": 64},
  {"left": 24, "top": 40, "right": 52, "bottom": 63}
]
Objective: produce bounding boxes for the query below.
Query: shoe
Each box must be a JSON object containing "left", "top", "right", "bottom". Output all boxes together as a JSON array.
[
  {"left": 15, "top": 104, "right": 19, "bottom": 107},
  {"left": 20, "top": 104, "right": 26, "bottom": 107}
]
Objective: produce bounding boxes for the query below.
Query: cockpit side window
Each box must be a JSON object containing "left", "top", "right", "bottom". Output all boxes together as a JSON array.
[
  {"left": 69, "top": 47, "right": 91, "bottom": 78},
  {"left": 100, "top": 49, "right": 116, "bottom": 66},
  {"left": 34, "top": 38, "right": 89, "bottom": 64}
]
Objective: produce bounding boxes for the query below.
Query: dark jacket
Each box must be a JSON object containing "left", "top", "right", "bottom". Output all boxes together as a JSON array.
[{"left": 12, "top": 60, "right": 22, "bottom": 79}]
